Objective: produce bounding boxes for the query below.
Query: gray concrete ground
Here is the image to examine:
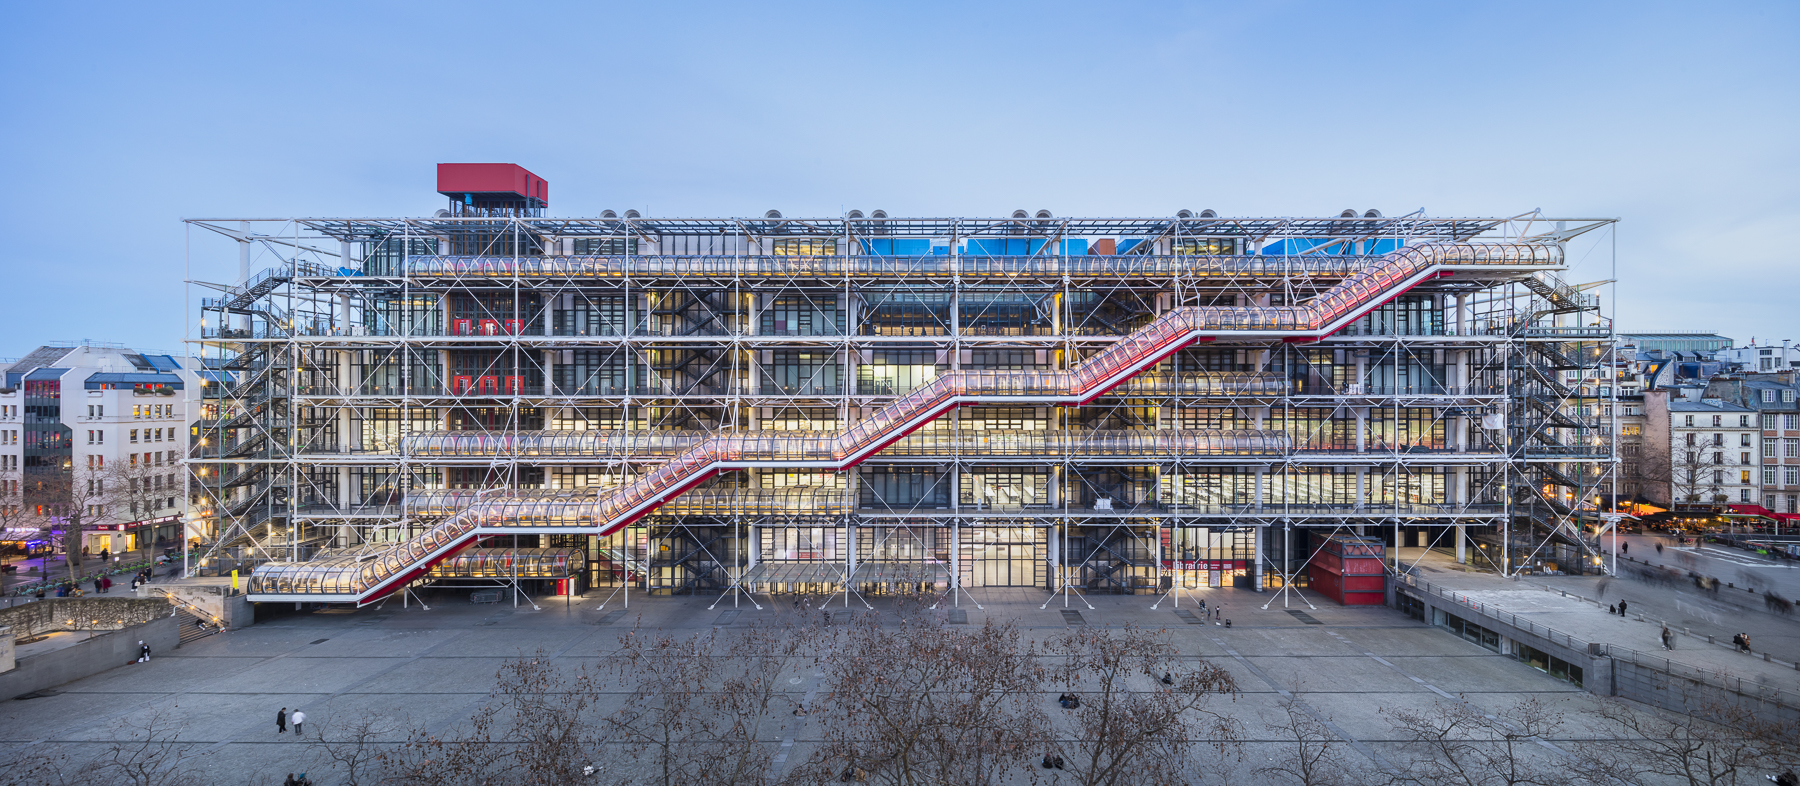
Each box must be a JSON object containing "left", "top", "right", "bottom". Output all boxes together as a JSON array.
[
  {"left": 0, "top": 582, "right": 1632, "bottom": 785},
  {"left": 10, "top": 538, "right": 1800, "bottom": 784},
  {"left": 1393, "top": 541, "right": 1800, "bottom": 692}
]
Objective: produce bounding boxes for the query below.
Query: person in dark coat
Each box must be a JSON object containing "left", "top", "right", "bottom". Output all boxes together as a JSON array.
[
  {"left": 1618, "top": 600, "right": 1628, "bottom": 616},
  {"left": 137, "top": 641, "right": 151, "bottom": 662},
  {"left": 277, "top": 708, "right": 287, "bottom": 734}
]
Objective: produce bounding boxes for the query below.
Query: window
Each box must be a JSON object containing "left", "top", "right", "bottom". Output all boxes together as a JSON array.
[
  {"left": 1768, "top": 439, "right": 1778, "bottom": 457},
  {"left": 1743, "top": 434, "right": 1753, "bottom": 446},
  {"left": 1742, "top": 470, "right": 1753, "bottom": 485},
  {"left": 1743, "top": 489, "right": 1752, "bottom": 502},
  {"left": 1714, "top": 470, "right": 1725, "bottom": 485},
  {"left": 1713, "top": 434, "right": 1724, "bottom": 446},
  {"left": 1765, "top": 390, "right": 1777, "bottom": 403},
  {"left": 1789, "top": 439, "right": 1800, "bottom": 458},
  {"left": 1767, "top": 467, "right": 1778, "bottom": 486},
  {"left": 129, "top": 429, "right": 138, "bottom": 443},
  {"left": 1789, "top": 414, "right": 1800, "bottom": 430},
  {"left": 1713, "top": 453, "right": 1724, "bottom": 465},
  {"left": 1685, "top": 433, "right": 1696, "bottom": 446},
  {"left": 1742, "top": 452, "right": 1751, "bottom": 465},
  {"left": 1742, "top": 415, "right": 1752, "bottom": 427},
  {"left": 1622, "top": 424, "right": 1641, "bottom": 436},
  {"left": 1714, "top": 415, "right": 1723, "bottom": 427},
  {"left": 1787, "top": 390, "right": 1797, "bottom": 403},
  {"left": 132, "top": 405, "right": 141, "bottom": 418},
  {"left": 1789, "top": 467, "right": 1800, "bottom": 487},
  {"left": 1685, "top": 415, "right": 1694, "bottom": 427},
  {"left": 1766, "top": 415, "right": 1779, "bottom": 430}
]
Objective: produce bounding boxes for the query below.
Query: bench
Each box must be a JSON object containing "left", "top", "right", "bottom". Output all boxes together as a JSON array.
[{"left": 470, "top": 589, "right": 503, "bottom": 604}]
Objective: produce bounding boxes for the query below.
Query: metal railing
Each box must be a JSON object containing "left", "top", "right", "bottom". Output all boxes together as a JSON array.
[{"left": 1396, "top": 573, "right": 1800, "bottom": 710}]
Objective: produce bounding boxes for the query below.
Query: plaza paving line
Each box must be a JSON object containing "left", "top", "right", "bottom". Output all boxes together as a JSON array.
[
  {"left": 1202, "top": 631, "right": 1397, "bottom": 774},
  {"left": 193, "top": 630, "right": 476, "bottom": 754},
  {"left": 420, "top": 626, "right": 602, "bottom": 737},
  {"left": 20, "top": 635, "right": 335, "bottom": 747},
  {"left": 1322, "top": 629, "right": 1578, "bottom": 761}
]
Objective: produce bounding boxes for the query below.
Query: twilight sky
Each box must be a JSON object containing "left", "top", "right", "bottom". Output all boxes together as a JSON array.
[{"left": 0, "top": 1, "right": 1795, "bottom": 357}]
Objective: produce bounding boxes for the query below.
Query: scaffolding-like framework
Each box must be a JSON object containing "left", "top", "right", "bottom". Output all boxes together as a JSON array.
[{"left": 182, "top": 211, "right": 1619, "bottom": 606}]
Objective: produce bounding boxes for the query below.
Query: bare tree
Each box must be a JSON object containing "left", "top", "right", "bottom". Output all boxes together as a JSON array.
[
  {"left": 790, "top": 607, "right": 1047, "bottom": 785},
  {"left": 79, "top": 706, "right": 210, "bottom": 786},
  {"left": 1381, "top": 696, "right": 1573, "bottom": 786},
  {"left": 1044, "top": 623, "right": 1241, "bottom": 786},
  {"left": 1577, "top": 691, "right": 1798, "bottom": 786},
  {"left": 495, "top": 652, "right": 603, "bottom": 785},
  {"left": 23, "top": 458, "right": 168, "bottom": 582},
  {"left": 378, "top": 706, "right": 505, "bottom": 786},
  {"left": 307, "top": 711, "right": 401, "bottom": 786},
  {"left": 601, "top": 626, "right": 736, "bottom": 786},
  {"left": 1668, "top": 444, "right": 1726, "bottom": 506},
  {"left": 1256, "top": 694, "right": 1366, "bottom": 786},
  {"left": 0, "top": 744, "right": 80, "bottom": 786}
]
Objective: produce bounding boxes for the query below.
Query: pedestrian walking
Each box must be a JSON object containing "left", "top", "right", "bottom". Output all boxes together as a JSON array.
[
  {"left": 291, "top": 709, "right": 306, "bottom": 735},
  {"left": 1618, "top": 600, "right": 1628, "bottom": 617},
  {"left": 1742, "top": 633, "right": 1753, "bottom": 654},
  {"left": 1622, "top": 542, "right": 1629, "bottom": 555},
  {"left": 101, "top": 576, "right": 111, "bottom": 594},
  {"left": 93, "top": 577, "right": 103, "bottom": 594},
  {"left": 136, "top": 641, "right": 151, "bottom": 663},
  {"left": 1656, "top": 542, "right": 1664, "bottom": 554},
  {"left": 100, "top": 548, "right": 109, "bottom": 561},
  {"left": 277, "top": 708, "right": 287, "bottom": 734},
  {"left": 1661, "top": 627, "right": 1673, "bottom": 650}
]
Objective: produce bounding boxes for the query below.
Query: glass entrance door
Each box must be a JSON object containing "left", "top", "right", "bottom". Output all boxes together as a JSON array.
[{"left": 958, "top": 527, "right": 1044, "bottom": 587}]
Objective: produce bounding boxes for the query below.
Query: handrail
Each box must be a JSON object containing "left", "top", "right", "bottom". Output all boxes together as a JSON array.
[
  {"left": 148, "top": 587, "right": 229, "bottom": 628},
  {"left": 246, "top": 241, "right": 1564, "bottom": 602}
]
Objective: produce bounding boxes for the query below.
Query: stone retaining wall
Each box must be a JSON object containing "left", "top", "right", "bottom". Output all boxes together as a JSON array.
[{"left": 0, "top": 597, "right": 171, "bottom": 642}]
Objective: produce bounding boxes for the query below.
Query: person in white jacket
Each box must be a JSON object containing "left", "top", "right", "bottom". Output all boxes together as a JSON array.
[{"left": 291, "top": 710, "right": 306, "bottom": 735}]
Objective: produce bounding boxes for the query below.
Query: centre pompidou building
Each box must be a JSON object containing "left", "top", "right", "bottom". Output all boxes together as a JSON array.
[{"left": 183, "top": 164, "right": 1618, "bottom": 607}]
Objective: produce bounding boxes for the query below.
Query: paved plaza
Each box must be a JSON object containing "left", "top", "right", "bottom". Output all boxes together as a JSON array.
[
  {"left": 0, "top": 582, "right": 1612, "bottom": 784},
  {"left": 9, "top": 537, "right": 1800, "bottom": 783}
]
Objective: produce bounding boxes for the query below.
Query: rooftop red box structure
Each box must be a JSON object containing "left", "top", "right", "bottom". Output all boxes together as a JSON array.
[
  {"left": 436, "top": 163, "right": 548, "bottom": 208},
  {"left": 1307, "top": 535, "right": 1387, "bottom": 605}
]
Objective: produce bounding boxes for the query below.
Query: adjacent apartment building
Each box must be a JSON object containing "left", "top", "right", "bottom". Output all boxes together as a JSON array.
[
  {"left": 0, "top": 342, "right": 201, "bottom": 555},
  {"left": 1643, "top": 390, "right": 1761, "bottom": 507}
]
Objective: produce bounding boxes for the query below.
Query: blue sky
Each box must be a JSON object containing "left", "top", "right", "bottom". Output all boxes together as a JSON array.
[{"left": 0, "top": 1, "right": 1795, "bottom": 356}]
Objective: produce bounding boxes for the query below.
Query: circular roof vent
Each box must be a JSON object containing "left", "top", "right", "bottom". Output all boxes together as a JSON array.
[
  {"left": 433, "top": 209, "right": 452, "bottom": 218},
  {"left": 765, "top": 209, "right": 782, "bottom": 219},
  {"left": 624, "top": 209, "right": 641, "bottom": 219},
  {"left": 871, "top": 209, "right": 888, "bottom": 219},
  {"left": 1035, "top": 210, "right": 1053, "bottom": 219},
  {"left": 1177, "top": 209, "right": 1193, "bottom": 219},
  {"left": 1200, "top": 209, "right": 1217, "bottom": 218},
  {"left": 847, "top": 209, "right": 864, "bottom": 219},
  {"left": 601, "top": 209, "right": 617, "bottom": 219},
  {"left": 1340, "top": 209, "right": 1358, "bottom": 218},
  {"left": 1011, "top": 209, "right": 1029, "bottom": 219},
  {"left": 1363, "top": 209, "right": 1382, "bottom": 218}
]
